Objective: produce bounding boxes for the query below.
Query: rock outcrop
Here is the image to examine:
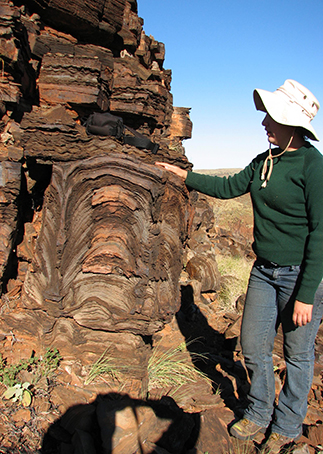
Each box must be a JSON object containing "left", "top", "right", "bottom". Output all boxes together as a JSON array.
[
  {"left": 0, "top": 0, "right": 198, "bottom": 354},
  {"left": 0, "top": 1, "right": 322, "bottom": 454}
]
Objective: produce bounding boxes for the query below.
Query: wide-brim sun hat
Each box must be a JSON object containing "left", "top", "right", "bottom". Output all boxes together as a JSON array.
[{"left": 253, "top": 79, "right": 320, "bottom": 141}]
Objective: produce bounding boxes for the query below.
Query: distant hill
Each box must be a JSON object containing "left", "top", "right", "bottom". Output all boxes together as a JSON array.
[
  {"left": 192, "top": 168, "right": 254, "bottom": 249},
  {"left": 194, "top": 168, "right": 243, "bottom": 177}
]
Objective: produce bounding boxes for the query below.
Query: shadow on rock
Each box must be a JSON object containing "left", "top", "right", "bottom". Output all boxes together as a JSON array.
[
  {"left": 177, "top": 284, "right": 249, "bottom": 417},
  {"left": 41, "top": 393, "right": 200, "bottom": 454}
]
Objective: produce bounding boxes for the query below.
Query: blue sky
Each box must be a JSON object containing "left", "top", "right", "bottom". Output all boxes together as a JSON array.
[{"left": 138, "top": 0, "right": 323, "bottom": 170}]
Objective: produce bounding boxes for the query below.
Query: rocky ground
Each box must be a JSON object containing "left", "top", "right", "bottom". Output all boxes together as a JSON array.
[
  {"left": 1, "top": 1, "right": 322, "bottom": 452},
  {"left": 0, "top": 285, "right": 322, "bottom": 453},
  {"left": 0, "top": 173, "right": 322, "bottom": 454}
]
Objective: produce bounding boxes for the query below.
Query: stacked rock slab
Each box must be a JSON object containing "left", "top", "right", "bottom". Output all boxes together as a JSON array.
[{"left": 0, "top": 0, "right": 195, "bottom": 379}]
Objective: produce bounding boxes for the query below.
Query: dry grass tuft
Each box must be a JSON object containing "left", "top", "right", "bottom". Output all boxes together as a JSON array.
[
  {"left": 147, "top": 340, "right": 211, "bottom": 396},
  {"left": 216, "top": 255, "right": 253, "bottom": 312},
  {"left": 85, "top": 349, "right": 126, "bottom": 385}
]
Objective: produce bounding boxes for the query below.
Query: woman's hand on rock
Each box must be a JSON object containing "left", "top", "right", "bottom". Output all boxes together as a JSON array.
[{"left": 155, "top": 162, "right": 188, "bottom": 180}]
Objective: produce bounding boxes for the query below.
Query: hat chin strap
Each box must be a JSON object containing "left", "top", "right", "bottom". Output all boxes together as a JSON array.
[{"left": 261, "top": 133, "right": 294, "bottom": 188}]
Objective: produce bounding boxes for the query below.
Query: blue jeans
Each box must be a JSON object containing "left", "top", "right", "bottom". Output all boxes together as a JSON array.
[{"left": 241, "top": 260, "right": 323, "bottom": 438}]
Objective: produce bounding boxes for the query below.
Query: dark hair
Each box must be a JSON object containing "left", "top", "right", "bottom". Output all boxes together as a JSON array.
[{"left": 295, "top": 127, "right": 310, "bottom": 141}]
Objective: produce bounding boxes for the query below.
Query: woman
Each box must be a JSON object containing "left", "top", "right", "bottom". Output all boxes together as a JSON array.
[{"left": 156, "top": 79, "right": 323, "bottom": 454}]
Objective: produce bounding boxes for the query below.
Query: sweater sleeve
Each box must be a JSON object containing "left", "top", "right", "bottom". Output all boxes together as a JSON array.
[
  {"left": 295, "top": 149, "right": 323, "bottom": 304},
  {"left": 185, "top": 160, "right": 256, "bottom": 199}
]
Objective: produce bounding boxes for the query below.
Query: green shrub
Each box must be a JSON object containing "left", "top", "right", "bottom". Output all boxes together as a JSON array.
[{"left": 0, "top": 348, "right": 62, "bottom": 406}]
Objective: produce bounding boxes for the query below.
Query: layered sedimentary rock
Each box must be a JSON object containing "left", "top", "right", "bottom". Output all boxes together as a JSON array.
[
  {"left": 22, "top": 155, "right": 189, "bottom": 335},
  {"left": 0, "top": 161, "right": 22, "bottom": 287},
  {"left": 21, "top": 0, "right": 128, "bottom": 44},
  {"left": 0, "top": 0, "right": 203, "bottom": 368},
  {"left": 0, "top": 6, "right": 220, "bottom": 438}
]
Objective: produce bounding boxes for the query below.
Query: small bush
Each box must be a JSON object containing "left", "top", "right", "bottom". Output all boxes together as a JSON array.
[
  {"left": 0, "top": 348, "right": 62, "bottom": 406},
  {"left": 0, "top": 348, "right": 62, "bottom": 388}
]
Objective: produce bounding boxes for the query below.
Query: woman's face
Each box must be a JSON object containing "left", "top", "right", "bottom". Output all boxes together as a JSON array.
[{"left": 262, "top": 114, "right": 295, "bottom": 149}]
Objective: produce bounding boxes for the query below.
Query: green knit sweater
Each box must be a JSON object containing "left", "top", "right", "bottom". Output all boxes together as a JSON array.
[{"left": 185, "top": 143, "right": 323, "bottom": 305}]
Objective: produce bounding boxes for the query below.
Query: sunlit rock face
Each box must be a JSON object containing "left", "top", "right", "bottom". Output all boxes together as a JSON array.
[
  {"left": 22, "top": 154, "right": 189, "bottom": 336},
  {"left": 0, "top": 0, "right": 195, "bottom": 379},
  {"left": 0, "top": 161, "right": 22, "bottom": 288}
]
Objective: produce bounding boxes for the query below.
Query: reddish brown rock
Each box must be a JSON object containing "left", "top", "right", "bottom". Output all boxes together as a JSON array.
[
  {"left": 194, "top": 407, "right": 234, "bottom": 454},
  {"left": 4, "top": 2, "right": 315, "bottom": 454},
  {"left": 110, "top": 59, "right": 173, "bottom": 126},
  {"left": 169, "top": 107, "right": 193, "bottom": 140},
  {"left": 11, "top": 408, "right": 32, "bottom": 426},
  {"left": 0, "top": 2, "right": 21, "bottom": 62},
  {"left": 97, "top": 399, "right": 173, "bottom": 454},
  {"left": 0, "top": 78, "right": 21, "bottom": 103},
  {"left": 0, "top": 161, "right": 21, "bottom": 287},
  {"left": 38, "top": 53, "right": 109, "bottom": 109},
  {"left": 20, "top": 155, "right": 189, "bottom": 337},
  {"left": 28, "top": 26, "right": 77, "bottom": 59},
  {"left": 23, "top": 0, "right": 127, "bottom": 44},
  {"left": 118, "top": 1, "right": 143, "bottom": 51}
]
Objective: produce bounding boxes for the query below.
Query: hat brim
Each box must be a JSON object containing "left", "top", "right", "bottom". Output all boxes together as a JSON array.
[{"left": 253, "top": 89, "right": 319, "bottom": 141}]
